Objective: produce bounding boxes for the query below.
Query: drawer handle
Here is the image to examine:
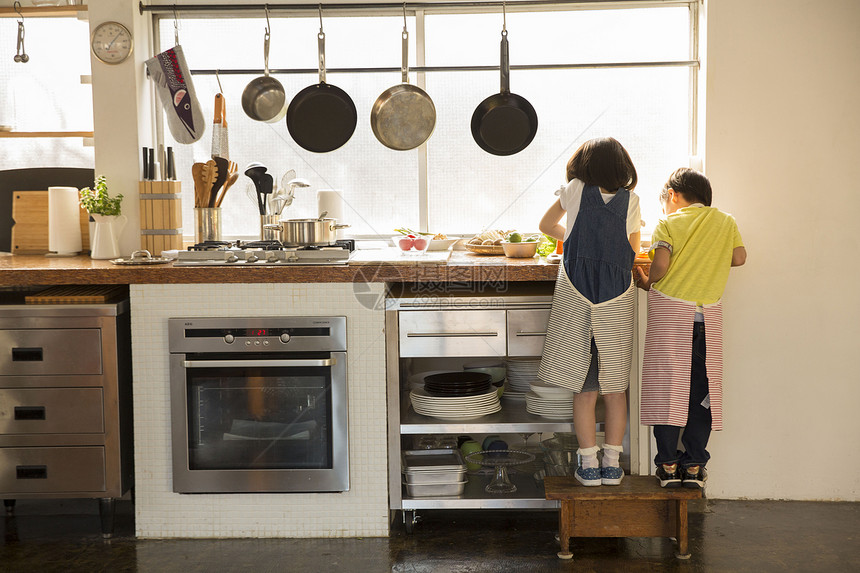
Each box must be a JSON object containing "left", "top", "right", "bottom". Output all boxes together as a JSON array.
[
  {"left": 16, "top": 465, "right": 47, "bottom": 480},
  {"left": 12, "top": 347, "right": 43, "bottom": 362},
  {"left": 515, "top": 331, "right": 547, "bottom": 337},
  {"left": 406, "top": 332, "right": 499, "bottom": 338},
  {"left": 14, "top": 406, "right": 46, "bottom": 420}
]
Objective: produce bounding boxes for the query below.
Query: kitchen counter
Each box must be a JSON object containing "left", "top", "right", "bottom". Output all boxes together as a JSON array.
[{"left": 0, "top": 251, "right": 568, "bottom": 286}]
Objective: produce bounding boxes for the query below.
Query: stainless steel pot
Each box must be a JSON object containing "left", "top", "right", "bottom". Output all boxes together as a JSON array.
[{"left": 264, "top": 217, "right": 350, "bottom": 246}]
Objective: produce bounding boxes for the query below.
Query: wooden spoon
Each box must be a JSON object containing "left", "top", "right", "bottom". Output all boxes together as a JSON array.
[
  {"left": 215, "top": 171, "right": 239, "bottom": 208},
  {"left": 191, "top": 162, "right": 206, "bottom": 207}
]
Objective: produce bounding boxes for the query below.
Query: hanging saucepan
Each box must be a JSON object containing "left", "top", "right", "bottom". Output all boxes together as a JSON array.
[
  {"left": 241, "top": 15, "right": 287, "bottom": 123},
  {"left": 370, "top": 16, "right": 436, "bottom": 150},
  {"left": 286, "top": 12, "right": 357, "bottom": 153},
  {"left": 470, "top": 27, "right": 538, "bottom": 156}
]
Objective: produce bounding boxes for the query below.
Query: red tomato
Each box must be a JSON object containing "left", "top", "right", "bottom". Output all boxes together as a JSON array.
[
  {"left": 413, "top": 238, "right": 428, "bottom": 250},
  {"left": 399, "top": 237, "right": 415, "bottom": 250}
]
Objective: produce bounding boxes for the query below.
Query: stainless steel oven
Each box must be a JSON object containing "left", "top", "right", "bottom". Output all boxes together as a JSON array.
[{"left": 168, "top": 317, "right": 348, "bottom": 493}]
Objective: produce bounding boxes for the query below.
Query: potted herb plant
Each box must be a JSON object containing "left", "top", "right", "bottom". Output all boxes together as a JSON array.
[{"left": 79, "top": 176, "right": 127, "bottom": 259}]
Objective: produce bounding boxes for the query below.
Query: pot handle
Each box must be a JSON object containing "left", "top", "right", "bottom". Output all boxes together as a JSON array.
[
  {"left": 500, "top": 30, "right": 510, "bottom": 95},
  {"left": 402, "top": 29, "right": 409, "bottom": 84},
  {"left": 331, "top": 224, "right": 351, "bottom": 230},
  {"left": 263, "top": 224, "right": 282, "bottom": 230},
  {"left": 318, "top": 32, "right": 326, "bottom": 84}
]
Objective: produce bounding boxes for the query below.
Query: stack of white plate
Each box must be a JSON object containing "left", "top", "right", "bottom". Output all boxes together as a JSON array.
[
  {"left": 410, "top": 387, "right": 501, "bottom": 420},
  {"left": 503, "top": 357, "right": 541, "bottom": 400},
  {"left": 525, "top": 380, "right": 574, "bottom": 419}
]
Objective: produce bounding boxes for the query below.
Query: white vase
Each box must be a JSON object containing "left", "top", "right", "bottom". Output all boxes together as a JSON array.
[{"left": 89, "top": 214, "right": 127, "bottom": 260}]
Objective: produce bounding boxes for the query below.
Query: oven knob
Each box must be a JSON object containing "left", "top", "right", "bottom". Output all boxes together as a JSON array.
[
  {"left": 226, "top": 253, "right": 239, "bottom": 263},
  {"left": 280, "top": 333, "right": 291, "bottom": 344},
  {"left": 224, "top": 334, "right": 235, "bottom": 344},
  {"left": 246, "top": 253, "right": 259, "bottom": 263}
]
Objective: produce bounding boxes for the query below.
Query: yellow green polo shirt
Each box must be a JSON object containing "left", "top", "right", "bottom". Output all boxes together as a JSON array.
[{"left": 650, "top": 205, "right": 744, "bottom": 305}]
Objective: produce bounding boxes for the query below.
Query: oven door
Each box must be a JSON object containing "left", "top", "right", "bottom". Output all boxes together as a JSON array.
[{"left": 169, "top": 352, "right": 348, "bottom": 493}]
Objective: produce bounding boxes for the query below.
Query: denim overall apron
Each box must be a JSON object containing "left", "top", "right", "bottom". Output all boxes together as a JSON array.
[{"left": 538, "top": 185, "right": 636, "bottom": 394}]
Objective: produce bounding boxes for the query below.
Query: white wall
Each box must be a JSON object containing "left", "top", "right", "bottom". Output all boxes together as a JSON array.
[{"left": 703, "top": 0, "right": 860, "bottom": 500}]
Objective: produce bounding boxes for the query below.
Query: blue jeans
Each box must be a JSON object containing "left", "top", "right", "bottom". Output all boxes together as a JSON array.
[{"left": 653, "top": 322, "right": 712, "bottom": 468}]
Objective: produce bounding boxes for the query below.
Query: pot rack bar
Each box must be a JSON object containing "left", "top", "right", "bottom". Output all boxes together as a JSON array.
[
  {"left": 140, "top": 1, "right": 682, "bottom": 15},
  {"left": 188, "top": 60, "right": 697, "bottom": 76}
]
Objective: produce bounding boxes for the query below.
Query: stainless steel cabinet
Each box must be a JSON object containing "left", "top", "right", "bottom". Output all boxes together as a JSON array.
[
  {"left": 0, "top": 300, "right": 132, "bottom": 538},
  {"left": 386, "top": 283, "right": 562, "bottom": 530}
]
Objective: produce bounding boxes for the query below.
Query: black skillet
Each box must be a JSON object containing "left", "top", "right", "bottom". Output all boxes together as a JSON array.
[
  {"left": 286, "top": 31, "right": 357, "bottom": 153},
  {"left": 471, "top": 29, "right": 538, "bottom": 156}
]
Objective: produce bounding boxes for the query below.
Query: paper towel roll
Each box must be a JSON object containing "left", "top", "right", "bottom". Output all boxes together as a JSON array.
[
  {"left": 317, "top": 189, "right": 345, "bottom": 238},
  {"left": 48, "top": 186, "right": 82, "bottom": 255}
]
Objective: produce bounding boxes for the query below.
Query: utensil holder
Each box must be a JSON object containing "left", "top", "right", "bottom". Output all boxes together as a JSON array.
[
  {"left": 194, "top": 207, "right": 222, "bottom": 244},
  {"left": 260, "top": 214, "right": 280, "bottom": 241}
]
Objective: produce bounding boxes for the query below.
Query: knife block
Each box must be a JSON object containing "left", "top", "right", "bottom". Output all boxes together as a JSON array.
[{"left": 139, "top": 180, "right": 183, "bottom": 254}]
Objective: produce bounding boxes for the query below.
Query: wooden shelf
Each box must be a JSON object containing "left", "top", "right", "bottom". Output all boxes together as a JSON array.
[
  {"left": 0, "top": 5, "right": 87, "bottom": 18},
  {"left": 0, "top": 131, "right": 94, "bottom": 138}
]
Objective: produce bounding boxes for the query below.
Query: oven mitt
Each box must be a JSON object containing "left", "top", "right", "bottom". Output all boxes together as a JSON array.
[{"left": 145, "top": 45, "right": 204, "bottom": 144}]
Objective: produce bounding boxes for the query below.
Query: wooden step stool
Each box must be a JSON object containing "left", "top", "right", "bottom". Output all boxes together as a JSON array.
[{"left": 544, "top": 475, "right": 702, "bottom": 560}]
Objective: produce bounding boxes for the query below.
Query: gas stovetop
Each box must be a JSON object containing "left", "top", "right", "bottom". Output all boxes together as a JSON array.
[{"left": 173, "top": 240, "right": 355, "bottom": 266}]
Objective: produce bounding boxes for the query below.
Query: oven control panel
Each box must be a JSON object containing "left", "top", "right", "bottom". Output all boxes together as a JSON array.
[{"left": 168, "top": 317, "right": 347, "bottom": 353}]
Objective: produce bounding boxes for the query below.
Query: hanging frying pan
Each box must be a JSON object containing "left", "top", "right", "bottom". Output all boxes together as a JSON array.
[
  {"left": 471, "top": 27, "right": 538, "bottom": 156},
  {"left": 370, "top": 15, "right": 436, "bottom": 150},
  {"left": 287, "top": 15, "right": 357, "bottom": 153},
  {"left": 241, "top": 13, "right": 287, "bottom": 123}
]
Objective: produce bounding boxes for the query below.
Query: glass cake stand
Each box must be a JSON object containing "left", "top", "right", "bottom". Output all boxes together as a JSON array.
[{"left": 465, "top": 449, "right": 536, "bottom": 494}]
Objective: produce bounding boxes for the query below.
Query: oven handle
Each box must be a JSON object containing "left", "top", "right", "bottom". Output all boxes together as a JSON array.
[{"left": 182, "top": 359, "right": 335, "bottom": 368}]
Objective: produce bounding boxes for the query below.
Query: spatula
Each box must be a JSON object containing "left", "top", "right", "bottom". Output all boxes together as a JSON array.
[{"left": 201, "top": 159, "right": 218, "bottom": 208}]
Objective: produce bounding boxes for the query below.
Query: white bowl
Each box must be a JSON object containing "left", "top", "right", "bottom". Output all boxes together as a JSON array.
[{"left": 427, "top": 238, "right": 459, "bottom": 251}]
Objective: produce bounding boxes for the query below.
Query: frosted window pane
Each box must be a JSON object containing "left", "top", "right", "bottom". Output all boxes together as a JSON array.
[
  {"left": 425, "top": 66, "right": 690, "bottom": 236},
  {"left": 0, "top": 18, "right": 93, "bottom": 169},
  {"left": 159, "top": 16, "right": 419, "bottom": 239}
]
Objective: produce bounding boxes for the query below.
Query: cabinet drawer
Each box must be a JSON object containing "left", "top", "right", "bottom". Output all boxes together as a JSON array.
[
  {"left": 0, "top": 329, "right": 102, "bottom": 376},
  {"left": 399, "top": 310, "right": 506, "bottom": 357},
  {"left": 0, "top": 388, "right": 104, "bottom": 435},
  {"left": 507, "top": 309, "right": 550, "bottom": 357},
  {"left": 0, "top": 446, "right": 106, "bottom": 494}
]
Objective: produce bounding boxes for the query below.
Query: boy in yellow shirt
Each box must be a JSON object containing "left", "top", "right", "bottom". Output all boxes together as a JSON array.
[{"left": 635, "top": 168, "right": 746, "bottom": 488}]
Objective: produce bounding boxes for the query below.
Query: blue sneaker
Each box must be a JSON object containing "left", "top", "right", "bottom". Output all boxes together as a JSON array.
[
  {"left": 601, "top": 465, "right": 624, "bottom": 485},
  {"left": 574, "top": 466, "right": 602, "bottom": 486}
]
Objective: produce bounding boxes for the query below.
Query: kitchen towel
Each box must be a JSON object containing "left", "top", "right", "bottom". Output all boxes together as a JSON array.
[
  {"left": 317, "top": 189, "right": 345, "bottom": 237},
  {"left": 48, "top": 186, "right": 82, "bottom": 255}
]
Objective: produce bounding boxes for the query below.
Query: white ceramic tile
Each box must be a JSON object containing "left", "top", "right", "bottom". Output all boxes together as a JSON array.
[{"left": 130, "top": 283, "right": 389, "bottom": 538}]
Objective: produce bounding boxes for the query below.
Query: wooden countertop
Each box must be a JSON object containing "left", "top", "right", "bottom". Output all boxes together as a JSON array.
[{"left": 0, "top": 251, "right": 567, "bottom": 286}]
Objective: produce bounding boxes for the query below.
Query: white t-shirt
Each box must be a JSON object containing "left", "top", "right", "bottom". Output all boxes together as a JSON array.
[{"left": 556, "top": 179, "right": 641, "bottom": 240}]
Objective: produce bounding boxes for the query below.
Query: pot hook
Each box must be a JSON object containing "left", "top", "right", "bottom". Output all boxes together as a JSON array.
[{"left": 13, "top": 2, "right": 28, "bottom": 64}]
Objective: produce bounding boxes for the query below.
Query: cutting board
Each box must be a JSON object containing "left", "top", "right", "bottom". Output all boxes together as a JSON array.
[
  {"left": 25, "top": 285, "right": 126, "bottom": 304},
  {"left": 11, "top": 191, "right": 90, "bottom": 254}
]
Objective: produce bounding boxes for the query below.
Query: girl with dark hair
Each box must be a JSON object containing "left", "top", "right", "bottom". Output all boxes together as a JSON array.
[{"left": 537, "top": 137, "right": 641, "bottom": 486}]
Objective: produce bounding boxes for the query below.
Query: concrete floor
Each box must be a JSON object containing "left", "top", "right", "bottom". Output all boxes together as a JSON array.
[{"left": 1, "top": 497, "right": 857, "bottom": 573}]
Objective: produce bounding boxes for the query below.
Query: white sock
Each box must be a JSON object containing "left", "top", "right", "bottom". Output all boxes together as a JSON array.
[
  {"left": 602, "top": 444, "right": 623, "bottom": 468},
  {"left": 578, "top": 445, "right": 600, "bottom": 469}
]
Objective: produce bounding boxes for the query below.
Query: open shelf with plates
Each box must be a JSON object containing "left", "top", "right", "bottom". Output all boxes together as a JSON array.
[{"left": 385, "top": 282, "right": 635, "bottom": 532}]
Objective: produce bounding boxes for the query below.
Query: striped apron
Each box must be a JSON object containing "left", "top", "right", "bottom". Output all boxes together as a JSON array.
[
  {"left": 538, "top": 185, "right": 635, "bottom": 395},
  {"left": 538, "top": 269, "right": 635, "bottom": 394},
  {"left": 640, "top": 288, "right": 724, "bottom": 430}
]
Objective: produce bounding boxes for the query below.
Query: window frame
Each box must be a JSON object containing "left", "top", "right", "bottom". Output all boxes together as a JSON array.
[{"left": 150, "top": 1, "right": 699, "bottom": 239}]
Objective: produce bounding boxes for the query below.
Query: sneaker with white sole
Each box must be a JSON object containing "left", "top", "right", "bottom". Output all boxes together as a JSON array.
[
  {"left": 655, "top": 463, "right": 682, "bottom": 488},
  {"left": 574, "top": 466, "right": 602, "bottom": 486},
  {"left": 601, "top": 465, "right": 624, "bottom": 485},
  {"left": 682, "top": 465, "right": 708, "bottom": 489}
]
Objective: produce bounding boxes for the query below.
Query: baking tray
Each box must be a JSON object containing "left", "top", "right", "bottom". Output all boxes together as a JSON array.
[
  {"left": 402, "top": 468, "right": 468, "bottom": 484},
  {"left": 402, "top": 448, "right": 466, "bottom": 472},
  {"left": 403, "top": 479, "right": 468, "bottom": 497}
]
